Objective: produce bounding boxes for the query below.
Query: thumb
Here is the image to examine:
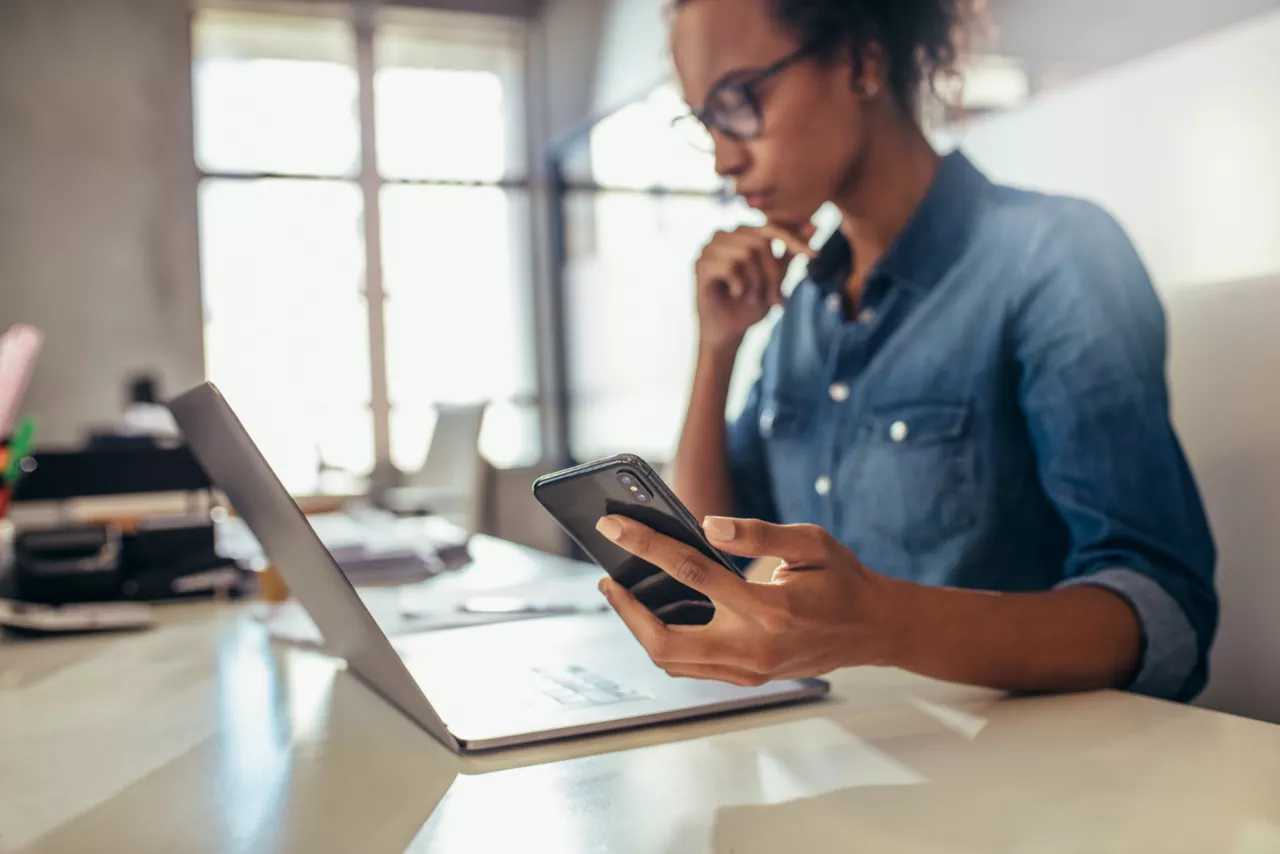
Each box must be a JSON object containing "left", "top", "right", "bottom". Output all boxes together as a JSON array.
[
  {"left": 702, "top": 517, "right": 835, "bottom": 563},
  {"left": 759, "top": 223, "right": 817, "bottom": 259}
]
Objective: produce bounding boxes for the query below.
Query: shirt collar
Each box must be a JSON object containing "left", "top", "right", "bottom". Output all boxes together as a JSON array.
[{"left": 807, "top": 150, "right": 991, "bottom": 293}]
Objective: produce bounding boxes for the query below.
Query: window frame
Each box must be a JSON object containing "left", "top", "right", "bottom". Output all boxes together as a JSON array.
[{"left": 193, "top": 6, "right": 540, "bottom": 488}]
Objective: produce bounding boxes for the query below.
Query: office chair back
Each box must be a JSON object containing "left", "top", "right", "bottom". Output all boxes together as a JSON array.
[{"left": 408, "top": 401, "right": 489, "bottom": 531}]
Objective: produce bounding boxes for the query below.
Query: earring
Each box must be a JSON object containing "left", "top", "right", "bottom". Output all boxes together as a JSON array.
[{"left": 862, "top": 81, "right": 880, "bottom": 98}]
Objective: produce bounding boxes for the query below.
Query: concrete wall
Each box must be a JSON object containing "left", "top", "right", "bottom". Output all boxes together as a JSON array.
[
  {"left": 0, "top": 0, "right": 206, "bottom": 445},
  {"left": 532, "top": 0, "right": 667, "bottom": 146},
  {"left": 944, "top": 10, "right": 1280, "bottom": 722}
]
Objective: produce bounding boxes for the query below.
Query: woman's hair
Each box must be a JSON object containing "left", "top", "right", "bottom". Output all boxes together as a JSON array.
[{"left": 677, "top": 0, "right": 985, "bottom": 111}]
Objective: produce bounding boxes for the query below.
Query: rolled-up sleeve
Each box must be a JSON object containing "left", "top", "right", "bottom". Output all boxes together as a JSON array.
[
  {"left": 1015, "top": 201, "right": 1218, "bottom": 702},
  {"left": 1058, "top": 568, "right": 1201, "bottom": 699}
]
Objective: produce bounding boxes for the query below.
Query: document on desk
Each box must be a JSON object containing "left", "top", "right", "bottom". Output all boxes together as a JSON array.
[
  {"left": 218, "top": 512, "right": 466, "bottom": 587},
  {"left": 257, "top": 572, "right": 607, "bottom": 648}
]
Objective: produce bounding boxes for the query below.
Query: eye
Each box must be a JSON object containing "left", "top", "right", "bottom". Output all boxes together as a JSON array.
[{"left": 705, "top": 86, "right": 759, "bottom": 139}]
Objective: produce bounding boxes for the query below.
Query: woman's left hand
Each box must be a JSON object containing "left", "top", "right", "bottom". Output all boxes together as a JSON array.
[{"left": 593, "top": 514, "right": 907, "bottom": 685}]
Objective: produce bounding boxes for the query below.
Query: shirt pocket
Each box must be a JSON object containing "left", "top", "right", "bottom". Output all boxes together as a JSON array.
[
  {"left": 759, "top": 394, "right": 813, "bottom": 443},
  {"left": 844, "top": 401, "right": 979, "bottom": 553},
  {"left": 759, "top": 394, "right": 816, "bottom": 519}
]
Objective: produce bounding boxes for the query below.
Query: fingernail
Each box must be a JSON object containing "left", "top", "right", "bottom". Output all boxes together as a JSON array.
[
  {"left": 598, "top": 578, "right": 611, "bottom": 598},
  {"left": 596, "top": 516, "right": 623, "bottom": 541},
  {"left": 703, "top": 516, "right": 736, "bottom": 541}
]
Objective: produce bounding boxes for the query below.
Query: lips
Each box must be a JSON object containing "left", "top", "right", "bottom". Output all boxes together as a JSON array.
[{"left": 739, "top": 188, "right": 773, "bottom": 208}]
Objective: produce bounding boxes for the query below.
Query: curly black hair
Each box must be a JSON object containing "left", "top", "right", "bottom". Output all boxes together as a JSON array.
[{"left": 675, "top": 0, "right": 985, "bottom": 112}]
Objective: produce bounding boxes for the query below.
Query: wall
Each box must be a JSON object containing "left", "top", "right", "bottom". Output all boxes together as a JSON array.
[
  {"left": 530, "top": 0, "right": 607, "bottom": 145},
  {"left": 1164, "top": 276, "right": 1280, "bottom": 725},
  {"left": 945, "top": 10, "right": 1280, "bottom": 722},
  {"left": 592, "top": 0, "right": 668, "bottom": 122},
  {"left": 943, "top": 9, "right": 1280, "bottom": 290},
  {"left": 0, "top": 0, "right": 206, "bottom": 445},
  {"left": 532, "top": 0, "right": 667, "bottom": 146}
]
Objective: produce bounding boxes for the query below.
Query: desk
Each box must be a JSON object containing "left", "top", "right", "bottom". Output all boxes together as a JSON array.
[{"left": 3, "top": 546, "right": 1280, "bottom": 854}]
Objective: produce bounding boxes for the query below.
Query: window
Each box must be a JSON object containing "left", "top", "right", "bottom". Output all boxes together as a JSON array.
[
  {"left": 193, "top": 9, "right": 536, "bottom": 493},
  {"left": 558, "top": 84, "right": 814, "bottom": 463}
]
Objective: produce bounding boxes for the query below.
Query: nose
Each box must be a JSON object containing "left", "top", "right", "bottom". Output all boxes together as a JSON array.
[{"left": 712, "top": 131, "right": 749, "bottom": 181}]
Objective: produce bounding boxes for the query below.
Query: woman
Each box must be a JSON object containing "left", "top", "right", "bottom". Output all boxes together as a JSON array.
[{"left": 594, "top": 0, "right": 1217, "bottom": 701}]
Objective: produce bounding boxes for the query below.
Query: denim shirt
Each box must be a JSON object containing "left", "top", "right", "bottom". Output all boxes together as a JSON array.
[{"left": 728, "top": 152, "right": 1218, "bottom": 702}]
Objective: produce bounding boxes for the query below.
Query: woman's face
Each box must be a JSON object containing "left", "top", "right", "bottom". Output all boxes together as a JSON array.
[{"left": 671, "top": 0, "right": 870, "bottom": 228}]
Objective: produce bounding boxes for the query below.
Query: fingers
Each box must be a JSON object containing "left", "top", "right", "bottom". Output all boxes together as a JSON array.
[
  {"left": 700, "top": 242, "right": 766, "bottom": 302},
  {"left": 599, "top": 577, "right": 773, "bottom": 683},
  {"left": 660, "top": 662, "right": 772, "bottom": 688},
  {"left": 757, "top": 223, "right": 817, "bottom": 258},
  {"left": 699, "top": 225, "right": 812, "bottom": 306},
  {"left": 701, "top": 517, "right": 836, "bottom": 564},
  {"left": 598, "top": 577, "right": 673, "bottom": 657},
  {"left": 596, "top": 516, "right": 755, "bottom": 610},
  {"left": 750, "top": 242, "right": 787, "bottom": 307}
]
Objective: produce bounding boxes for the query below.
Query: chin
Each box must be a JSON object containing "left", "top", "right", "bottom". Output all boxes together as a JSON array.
[{"left": 759, "top": 203, "right": 819, "bottom": 230}]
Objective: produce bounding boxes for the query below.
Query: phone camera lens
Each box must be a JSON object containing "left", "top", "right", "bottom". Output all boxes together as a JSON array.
[
  {"left": 636, "top": 493, "right": 650, "bottom": 503},
  {"left": 619, "top": 474, "right": 634, "bottom": 486}
]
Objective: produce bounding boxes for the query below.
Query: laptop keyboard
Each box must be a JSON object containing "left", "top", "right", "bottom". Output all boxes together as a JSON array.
[{"left": 530, "top": 665, "right": 649, "bottom": 707}]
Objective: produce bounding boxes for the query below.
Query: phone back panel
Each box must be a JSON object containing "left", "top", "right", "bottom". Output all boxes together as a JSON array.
[{"left": 533, "top": 455, "right": 739, "bottom": 626}]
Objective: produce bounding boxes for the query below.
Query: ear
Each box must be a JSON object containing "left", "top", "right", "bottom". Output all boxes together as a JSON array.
[{"left": 851, "top": 41, "right": 888, "bottom": 97}]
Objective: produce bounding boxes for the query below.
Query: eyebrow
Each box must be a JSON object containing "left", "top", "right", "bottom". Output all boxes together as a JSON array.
[
  {"left": 684, "top": 67, "right": 753, "bottom": 113},
  {"left": 707, "top": 65, "right": 758, "bottom": 93}
]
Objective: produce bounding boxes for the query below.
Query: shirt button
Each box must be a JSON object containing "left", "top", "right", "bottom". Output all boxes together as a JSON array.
[
  {"left": 814, "top": 476, "right": 832, "bottom": 496},
  {"left": 759, "top": 409, "right": 776, "bottom": 435},
  {"left": 828, "top": 382, "right": 850, "bottom": 403},
  {"left": 826, "top": 293, "right": 842, "bottom": 313},
  {"left": 890, "top": 420, "right": 909, "bottom": 442},
  {"left": 857, "top": 307, "right": 877, "bottom": 324}
]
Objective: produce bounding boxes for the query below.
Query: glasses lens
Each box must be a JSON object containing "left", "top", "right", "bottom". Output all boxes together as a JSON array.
[{"left": 707, "top": 86, "right": 761, "bottom": 140}]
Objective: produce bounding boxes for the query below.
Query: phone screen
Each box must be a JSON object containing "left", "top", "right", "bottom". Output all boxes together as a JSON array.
[{"left": 534, "top": 456, "right": 735, "bottom": 625}]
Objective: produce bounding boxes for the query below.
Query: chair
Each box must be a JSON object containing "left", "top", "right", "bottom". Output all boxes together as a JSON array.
[{"left": 379, "top": 401, "right": 490, "bottom": 534}]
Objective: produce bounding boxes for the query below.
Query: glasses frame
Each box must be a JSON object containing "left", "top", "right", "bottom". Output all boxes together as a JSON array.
[{"left": 672, "top": 42, "right": 821, "bottom": 144}]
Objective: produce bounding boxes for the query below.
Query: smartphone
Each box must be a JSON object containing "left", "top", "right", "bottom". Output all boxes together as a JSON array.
[{"left": 533, "top": 454, "right": 742, "bottom": 626}]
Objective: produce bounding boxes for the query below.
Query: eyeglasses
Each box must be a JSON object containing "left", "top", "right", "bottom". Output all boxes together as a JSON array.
[{"left": 671, "top": 43, "right": 818, "bottom": 151}]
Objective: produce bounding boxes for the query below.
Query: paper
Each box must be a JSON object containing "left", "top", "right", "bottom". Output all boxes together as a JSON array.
[{"left": 0, "top": 324, "right": 44, "bottom": 437}]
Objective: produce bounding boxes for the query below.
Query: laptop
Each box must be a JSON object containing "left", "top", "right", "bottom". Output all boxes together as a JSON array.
[{"left": 169, "top": 383, "right": 828, "bottom": 752}]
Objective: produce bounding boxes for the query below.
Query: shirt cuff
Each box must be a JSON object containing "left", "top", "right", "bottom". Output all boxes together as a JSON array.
[{"left": 1057, "top": 568, "right": 1199, "bottom": 700}]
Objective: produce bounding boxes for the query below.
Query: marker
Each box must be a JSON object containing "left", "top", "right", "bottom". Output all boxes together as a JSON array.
[{"left": 6, "top": 417, "right": 36, "bottom": 484}]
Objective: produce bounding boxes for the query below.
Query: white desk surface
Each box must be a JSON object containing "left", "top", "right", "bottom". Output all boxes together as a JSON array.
[{"left": 4, "top": 542, "right": 1280, "bottom": 854}]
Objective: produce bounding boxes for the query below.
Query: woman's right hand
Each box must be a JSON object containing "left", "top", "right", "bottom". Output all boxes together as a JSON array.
[{"left": 695, "top": 223, "right": 817, "bottom": 351}]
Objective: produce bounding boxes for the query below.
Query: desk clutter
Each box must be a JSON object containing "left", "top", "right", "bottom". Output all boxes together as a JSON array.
[
  {"left": 0, "top": 439, "right": 474, "bottom": 637},
  {"left": 217, "top": 508, "right": 472, "bottom": 588},
  {"left": 0, "top": 323, "right": 44, "bottom": 521},
  {"left": 3, "top": 445, "right": 251, "bottom": 607}
]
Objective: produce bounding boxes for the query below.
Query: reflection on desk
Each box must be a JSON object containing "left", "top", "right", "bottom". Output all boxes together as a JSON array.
[{"left": 3, "top": 544, "right": 1280, "bottom": 854}]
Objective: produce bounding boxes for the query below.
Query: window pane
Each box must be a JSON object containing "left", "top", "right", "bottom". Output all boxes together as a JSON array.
[
  {"left": 583, "top": 84, "right": 723, "bottom": 192},
  {"left": 199, "top": 179, "right": 372, "bottom": 492},
  {"left": 193, "top": 11, "right": 359, "bottom": 177},
  {"left": 375, "top": 68, "right": 506, "bottom": 181},
  {"left": 564, "top": 192, "right": 760, "bottom": 461},
  {"left": 375, "top": 17, "right": 526, "bottom": 181},
  {"left": 381, "top": 185, "right": 538, "bottom": 469}
]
